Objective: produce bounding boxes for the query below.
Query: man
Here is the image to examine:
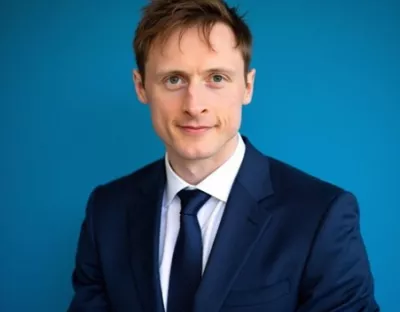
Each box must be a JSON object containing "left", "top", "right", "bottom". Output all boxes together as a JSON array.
[{"left": 68, "top": 0, "right": 379, "bottom": 311}]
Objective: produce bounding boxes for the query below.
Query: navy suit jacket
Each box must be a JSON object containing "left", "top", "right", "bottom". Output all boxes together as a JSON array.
[{"left": 68, "top": 136, "right": 379, "bottom": 312}]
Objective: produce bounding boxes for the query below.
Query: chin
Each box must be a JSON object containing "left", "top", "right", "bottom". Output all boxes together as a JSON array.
[
  {"left": 174, "top": 144, "right": 216, "bottom": 160},
  {"left": 179, "top": 150, "right": 214, "bottom": 161}
]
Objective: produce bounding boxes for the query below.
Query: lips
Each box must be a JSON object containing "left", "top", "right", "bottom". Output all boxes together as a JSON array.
[
  {"left": 180, "top": 126, "right": 210, "bottom": 130},
  {"left": 178, "top": 125, "right": 212, "bottom": 134}
]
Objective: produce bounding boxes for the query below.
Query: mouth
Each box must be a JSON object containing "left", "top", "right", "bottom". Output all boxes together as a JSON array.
[{"left": 178, "top": 125, "right": 212, "bottom": 134}]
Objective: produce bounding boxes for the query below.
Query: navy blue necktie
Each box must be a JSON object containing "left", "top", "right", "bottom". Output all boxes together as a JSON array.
[{"left": 167, "top": 189, "right": 211, "bottom": 312}]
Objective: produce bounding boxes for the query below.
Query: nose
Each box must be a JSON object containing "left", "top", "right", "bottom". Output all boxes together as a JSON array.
[{"left": 182, "top": 82, "right": 208, "bottom": 117}]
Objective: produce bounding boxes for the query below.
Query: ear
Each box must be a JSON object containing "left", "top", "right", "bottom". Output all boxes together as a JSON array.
[
  {"left": 133, "top": 69, "right": 148, "bottom": 104},
  {"left": 243, "top": 68, "right": 256, "bottom": 105}
]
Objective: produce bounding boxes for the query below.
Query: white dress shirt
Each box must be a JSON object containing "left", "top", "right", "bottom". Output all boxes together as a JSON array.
[{"left": 158, "top": 134, "right": 246, "bottom": 310}]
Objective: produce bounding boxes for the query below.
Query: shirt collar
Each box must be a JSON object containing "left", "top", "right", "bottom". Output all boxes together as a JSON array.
[{"left": 164, "top": 133, "right": 246, "bottom": 206}]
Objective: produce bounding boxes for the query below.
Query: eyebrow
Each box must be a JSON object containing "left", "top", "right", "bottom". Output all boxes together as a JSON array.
[{"left": 155, "top": 67, "right": 237, "bottom": 79}]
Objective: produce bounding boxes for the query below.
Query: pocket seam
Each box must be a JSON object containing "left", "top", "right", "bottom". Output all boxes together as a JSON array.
[{"left": 224, "top": 279, "right": 290, "bottom": 307}]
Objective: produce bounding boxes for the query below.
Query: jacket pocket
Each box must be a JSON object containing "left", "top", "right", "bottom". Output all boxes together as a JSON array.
[{"left": 224, "top": 279, "right": 290, "bottom": 307}]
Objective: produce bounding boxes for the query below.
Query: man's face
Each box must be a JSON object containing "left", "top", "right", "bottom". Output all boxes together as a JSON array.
[{"left": 133, "top": 23, "right": 255, "bottom": 164}]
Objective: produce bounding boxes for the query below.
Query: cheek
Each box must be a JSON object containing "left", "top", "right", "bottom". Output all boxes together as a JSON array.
[
  {"left": 221, "top": 106, "right": 242, "bottom": 126},
  {"left": 213, "top": 87, "right": 244, "bottom": 126},
  {"left": 148, "top": 88, "right": 182, "bottom": 125},
  {"left": 151, "top": 85, "right": 184, "bottom": 108},
  {"left": 215, "top": 83, "right": 245, "bottom": 104},
  {"left": 214, "top": 103, "right": 242, "bottom": 133}
]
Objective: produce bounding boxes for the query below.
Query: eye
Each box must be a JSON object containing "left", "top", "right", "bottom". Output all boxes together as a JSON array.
[
  {"left": 211, "top": 74, "right": 224, "bottom": 83},
  {"left": 167, "top": 75, "right": 181, "bottom": 84},
  {"left": 207, "top": 74, "right": 227, "bottom": 88},
  {"left": 164, "top": 75, "right": 186, "bottom": 90}
]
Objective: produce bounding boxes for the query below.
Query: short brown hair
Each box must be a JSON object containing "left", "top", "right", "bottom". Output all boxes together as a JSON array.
[{"left": 133, "top": 0, "right": 253, "bottom": 80}]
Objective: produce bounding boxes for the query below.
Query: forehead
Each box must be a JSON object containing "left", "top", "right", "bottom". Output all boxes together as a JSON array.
[{"left": 146, "top": 23, "right": 244, "bottom": 73}]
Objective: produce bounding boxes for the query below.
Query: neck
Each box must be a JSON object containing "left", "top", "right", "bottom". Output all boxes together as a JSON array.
[{"left": 168, "top": 135, "right": 239, "bottom": 185}]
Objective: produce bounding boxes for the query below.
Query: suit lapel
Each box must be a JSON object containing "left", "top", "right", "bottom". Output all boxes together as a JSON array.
[
  {"left": 127, "top": 160, "right": 166, "bottom": 312},
  {"left": 193, "top": 137, "right": 276, "bottom": 312}
]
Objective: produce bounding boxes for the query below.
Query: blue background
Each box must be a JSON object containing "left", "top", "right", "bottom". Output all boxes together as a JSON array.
[{"left": 1, "top": 0, "right": 398, "bottom": 311}]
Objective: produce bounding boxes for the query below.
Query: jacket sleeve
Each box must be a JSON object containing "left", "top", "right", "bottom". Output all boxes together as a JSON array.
[
  {"left": 296, "top": 191, "right": 380, "bottom": 311},
  {"left": 67, "top": 187, "right": 111, "bottom": 312}
]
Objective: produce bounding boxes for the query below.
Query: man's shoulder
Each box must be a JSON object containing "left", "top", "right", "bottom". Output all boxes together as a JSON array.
[
  {"left": 263, "top": 155, "right": 356, "bottom": 223},
  {"left": 243, "top": 136, "right": 346, "bottom": 204},
  {"left": 266, "top": 155, "right": 347, "bottom": 205},
  {"left": 81, "top": 159, "right": 165, "bottom": 228},
  {"left": 92, "top": 157, "right": 165, "bottom": 199}
]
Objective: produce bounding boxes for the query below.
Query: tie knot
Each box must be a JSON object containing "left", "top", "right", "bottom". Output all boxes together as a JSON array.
[{"left": 177, "top": 189, "right": 210, "bottom": 216}]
